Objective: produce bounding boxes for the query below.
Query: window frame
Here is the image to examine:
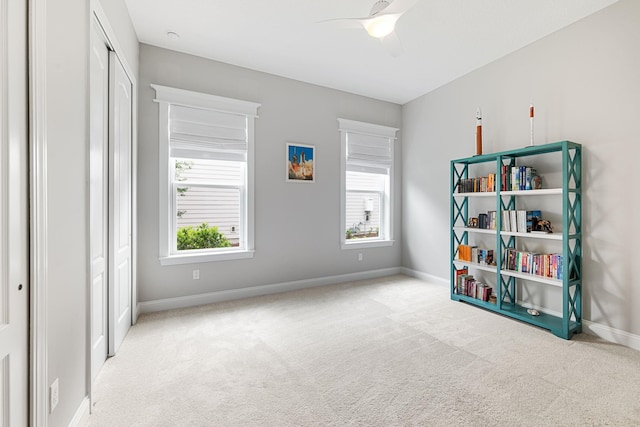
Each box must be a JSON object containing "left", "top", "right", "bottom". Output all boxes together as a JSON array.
[
  {"left": 152, "top": 84, "right": 260, "bottom": 265},
  {"left": 338, "top": 118, "right": 398, "bottom": 250}
]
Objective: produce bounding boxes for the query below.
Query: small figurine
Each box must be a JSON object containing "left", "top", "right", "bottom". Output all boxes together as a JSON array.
[
  {"left": 535, "top": 219, "right": 553, "bottom": 233},
  {"left": 532, "top": 174, "right": 542, "bottom": 190}
]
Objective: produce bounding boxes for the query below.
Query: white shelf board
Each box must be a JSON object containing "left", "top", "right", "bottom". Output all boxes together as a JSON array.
[
  {"left": 500, "top": 188, "right": 562, "bottom": 196},
  {"left": 500, "top": 269, "right": 563, "bottom": 287},
  {"left": 452, "top": 191, "right": 496, "bottom": 197},
  {"left": 453, "top": 227, "right": 496, "bottom": 235},
  {"left": 453, "top": 227, "right": 562, "bottom": 240},
  {"left": 453, "top": 259, "right": 497, "bottom": 274},
  {"left": 500, "top": 231, "right": 562, "bottom": 240}
]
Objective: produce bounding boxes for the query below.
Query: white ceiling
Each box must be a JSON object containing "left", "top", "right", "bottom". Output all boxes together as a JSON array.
[{"left": 124, "top": 0, "right": 618, "bottom": 105}]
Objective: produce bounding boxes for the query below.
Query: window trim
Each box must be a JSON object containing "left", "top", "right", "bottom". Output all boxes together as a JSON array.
[
  {"left": 338, "top": 118, "right": 398, "bottom": 250},
  {"left": 153, "top": 84, "right": 260, "bottom": 265}
]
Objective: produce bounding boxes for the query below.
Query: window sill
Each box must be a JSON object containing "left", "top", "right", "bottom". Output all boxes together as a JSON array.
[
  {"left": 160, "top": 250, "right": 255, "bottom": 266},
  {"left": 341, "top": 240, "right": 394, "bottom": 250}
]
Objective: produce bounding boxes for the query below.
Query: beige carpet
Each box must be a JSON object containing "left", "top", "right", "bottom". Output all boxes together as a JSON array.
[{"left": 87, "top": 275, "right": 640, "bottom": 426}]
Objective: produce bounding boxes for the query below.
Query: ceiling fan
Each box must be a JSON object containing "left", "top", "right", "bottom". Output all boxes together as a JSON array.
[{"left": 320, "top": 0, "right": 419, "bottom": 57}]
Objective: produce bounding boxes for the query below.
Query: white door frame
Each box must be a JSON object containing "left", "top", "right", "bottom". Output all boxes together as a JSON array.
[
  {"left": 29, "top": 0, "right": 49, "bottom": 424},
  {"left": 28, "top": 0, "right": 139, "bottom": 423}
]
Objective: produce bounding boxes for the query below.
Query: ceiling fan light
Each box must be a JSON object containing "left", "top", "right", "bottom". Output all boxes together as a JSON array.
[{"left": 365, "top": 16, "right": 396, "bottom": 38}]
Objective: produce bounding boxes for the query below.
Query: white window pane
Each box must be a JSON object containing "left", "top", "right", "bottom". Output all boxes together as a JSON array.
[
  {"left": 174, "top": 158, "right": 243, "bottom": 186},
  {"left": 345, "top": 191, "right": 381, "bottom": 240},
  {"left": 346, "top": 170, "right": 385, "bottom": 192},
  {"left": 176, "top": 186, "right": 241, "bottom": 249}
]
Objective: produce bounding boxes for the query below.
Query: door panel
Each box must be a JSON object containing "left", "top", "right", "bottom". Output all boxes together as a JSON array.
[
  {"left": 89, "top": 20, "right": 109, "bottom": 380},
  {"left": 109, "top": 51, "right": 132, "bottom": 354},
  {"left": 0, "top": 0, "right": 29, "bottom": 424}
]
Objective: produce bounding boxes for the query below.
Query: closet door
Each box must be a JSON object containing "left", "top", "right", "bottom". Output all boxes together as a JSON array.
[
  {"left": 89, "top": 19, "right": 109, "bottom": 379},
  {"left": 108, "top": 51, "right": 133, "bottom": 354},
  {"left": 0, "top": 0, "right": 29, "bottom": 424}
]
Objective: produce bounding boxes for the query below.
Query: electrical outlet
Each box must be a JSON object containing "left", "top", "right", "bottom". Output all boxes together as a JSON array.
[
  {"left": 358, "top": 253, "right": 363, "bottom": 261},
  {"left": 50, "top": 378, "right": 59, "bottom": 413},
  {"left": 193, "top": 269, "right": 200, "bottom": 280}
]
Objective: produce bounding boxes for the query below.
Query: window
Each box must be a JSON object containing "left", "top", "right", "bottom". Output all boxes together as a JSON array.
[
  {"left": 152, "top": 84, "right": 260, "bottom": 265},
  {"left": 338, "top": 118, "right": 398, "bottom": 249}
]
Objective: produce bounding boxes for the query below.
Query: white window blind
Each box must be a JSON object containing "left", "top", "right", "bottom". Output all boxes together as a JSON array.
[
  {"left": 169, "top": 105, "right": 248, "bottom": 162},
  {"left": 346, "top": 132, "right": 393, "bottom": 175}
]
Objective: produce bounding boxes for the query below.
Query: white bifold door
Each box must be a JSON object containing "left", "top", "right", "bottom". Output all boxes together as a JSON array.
[
  {"left": 108, "top": 50, "right": 133, "bottom": 355},
  {"left": 90, "top": 20, "right": 133, "bottom": 381},
  {"left": 90, "top": 19, "right": 110, "bottom": 380},
  {"left": 0, "top": 0, "right": 29, "bottom": 423}
]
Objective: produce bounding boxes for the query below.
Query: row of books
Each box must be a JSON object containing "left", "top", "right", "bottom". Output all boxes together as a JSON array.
[
  {"left": 454, "top": 268, "right": 495, "bottom": 302},
  {"left": 456, "top": 165, "right": 540, "bottom": 193},
  {"left": 457, "top": 174, "right": 496, "bottom": 193},
  {"left": 466, "top": 209, "right": 543, "bottom": 233},
  {"left": 502, "top": 209, "right": 542, "bottom": 233},
  {"left": 457, "top": 244, "right": 495, "bottom": 266},
  {"left": 468, "top": 211, "right": 497, "bottom": 230},
  {"left": 505, "top": 165, "right": 538, "bottom": 191},
  {"left": 504, "top": 248, "right": 563, "bottom": 279}
]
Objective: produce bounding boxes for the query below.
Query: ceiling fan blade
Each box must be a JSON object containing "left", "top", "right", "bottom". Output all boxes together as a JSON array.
[
  {"left": 379, "top": 0, "right": 420, "bottom": 16},
  {"left": 381, "top": 30, "right": 403, "bottom": 57},
  {"left": 316, "top": 16, "right": 370, "bottom": 30}
]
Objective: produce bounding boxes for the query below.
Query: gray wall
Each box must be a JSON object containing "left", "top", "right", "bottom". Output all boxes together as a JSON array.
[
  {"left": 137, "top": 44, "right": 402, "bottom": 303},
  {"left": 402, "top": 0, "right": 640, "bottom": 335},
  {"left": 44, "top": 0, "right": 138, "bottom": 425}
]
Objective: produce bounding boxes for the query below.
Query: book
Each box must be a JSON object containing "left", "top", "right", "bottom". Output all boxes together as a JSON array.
[
  {"left": 502, "top": 211, "right": 511, "bottom": 231},
  {"left": 509, "top": 210, "right": 517, "bottom": 232},
  {"left": 517, "top": 210, "right": 527, "bottom": 233},
  {"left": 455, "top": 268, "right": 468, "bottom": 294},
  {"left": 526, "top": 210, "right": 542, "bottom": 232},
  {"left": 488, "top": 210, "right": 496, "bottom": 230},
  {"left": 457, "top": 273, "right": 470, "bottom": 295},
  {"left": 478, "top": 213, "right": 487, "bottom": 229},
  {"left": 501, "top": 165, "right": 510, "bottom": 191}
]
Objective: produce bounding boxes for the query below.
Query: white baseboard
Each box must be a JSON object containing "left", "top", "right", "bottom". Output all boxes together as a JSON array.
[
  {"left": 138, "top": 267, "right": 403, "bottom": 314},
  {"left": 400, "top": 267, "right": 449, "bottom": 286},
  {"left": 583, "top": 320, "right": 640, "bottom": 352},
  {"left": 69, "top": 396, "right": 90, "bottom": 427}
]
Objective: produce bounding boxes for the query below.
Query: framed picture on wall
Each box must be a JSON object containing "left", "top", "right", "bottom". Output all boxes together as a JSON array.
[{"left": 286, "top": 142, "right": 315, "bottom": 183}]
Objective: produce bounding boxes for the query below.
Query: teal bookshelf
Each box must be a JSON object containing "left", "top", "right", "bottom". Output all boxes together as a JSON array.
[{"left": 450, "top": 141, "right": 582, "bottom": 339}]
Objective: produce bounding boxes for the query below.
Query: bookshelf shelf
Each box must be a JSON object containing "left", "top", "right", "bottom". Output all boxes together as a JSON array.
[
  {"left": 450, "top": 140, "right": 582, "bottom": 339},
  {"left": 452, "top": 191, "right": 496, "bottom": 198},
  {"left": 499, "top": 270, "right": 563, "bottom": 287},
  {"left": 500, "top": 231, "right": 563, "bottom": 241},
  {"left": 453, "top": 227, "right": 563, "bottom": 241},
  {"left": 452, "top": 226, "right": 496, "bottom": 235},
  {"left": 454, "top": 188, "right": 563, "bottom": 197},
  {"left": 453, "top": 259, "right": 497, "bottom": 274},
  {"left": 500, "top": 188, "right": 562, "bottom": 197}
]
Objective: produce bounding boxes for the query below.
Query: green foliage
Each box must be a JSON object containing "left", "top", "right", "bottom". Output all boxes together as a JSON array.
[
  {"left": 175, "top": 160, "right": 193, "bottom": 217},
  {"left": 175, "top": 160, "right": 193, "bottom": 181},
  {"left": 177, "top": 223, "right": 231, "bottom": 250}
]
